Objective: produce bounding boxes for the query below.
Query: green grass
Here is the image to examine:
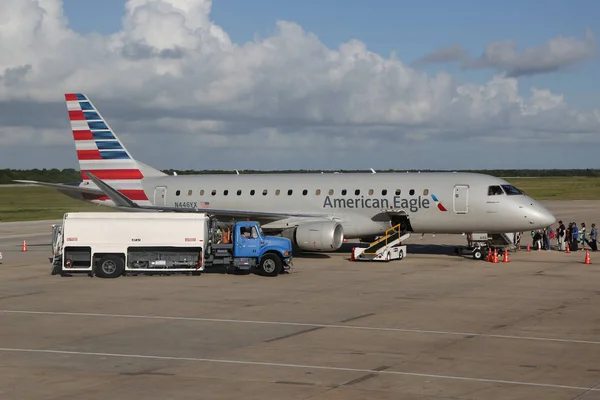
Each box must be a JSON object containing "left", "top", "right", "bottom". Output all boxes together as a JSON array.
[
  {"left": 0, "top": 186, "right": 115, "bottom": 222},
  {"left": 1, "top": 177, "right": 599, "bottom": 222},
  {"left": 504, "top": 177, "right": 600, "bottom": 200}
]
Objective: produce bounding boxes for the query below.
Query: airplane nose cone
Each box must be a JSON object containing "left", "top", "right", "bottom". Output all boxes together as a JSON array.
[
  {"left": 532, "top": 202, "right": 556, "bottom": 227},
  {"left": 540, "top": 210, "right": 556, "bottom": 227}
]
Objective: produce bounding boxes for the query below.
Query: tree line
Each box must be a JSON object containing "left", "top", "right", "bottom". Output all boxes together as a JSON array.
[{"left": 1, "top": 168, "right": 600, "bottom": 184}]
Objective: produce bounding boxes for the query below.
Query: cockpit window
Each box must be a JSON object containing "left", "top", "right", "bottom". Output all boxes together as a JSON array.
[
  {"left": 501, "top": 184, "right": 523, "bottom": 195},
  {"left": 488, "top": 185, "right": 504, "bottom": 196}
]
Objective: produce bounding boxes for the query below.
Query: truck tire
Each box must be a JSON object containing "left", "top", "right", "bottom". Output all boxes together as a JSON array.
[
  {"left": 258, "top": 253, "right": 282, "bottom": 277},
  {"left": 96, "top": 255, "right": 124, "bottom": 278}
]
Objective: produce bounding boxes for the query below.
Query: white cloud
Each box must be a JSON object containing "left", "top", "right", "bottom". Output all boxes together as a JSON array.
[{"left": 0, "top": 0, "right": 599, "bottom": 170}]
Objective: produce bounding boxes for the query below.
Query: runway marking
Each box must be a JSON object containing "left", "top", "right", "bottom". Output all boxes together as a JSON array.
[
  {"left": 1, "top": 309, "right": 600, "bottom": 346},
  {"left": 0, "top": 347, "right": 598, "bottom": 392}
]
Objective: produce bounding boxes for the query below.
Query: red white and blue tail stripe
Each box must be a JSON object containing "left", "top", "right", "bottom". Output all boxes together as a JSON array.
[{"left": 65, "top": 93, "right": 152, "bottom": 205}]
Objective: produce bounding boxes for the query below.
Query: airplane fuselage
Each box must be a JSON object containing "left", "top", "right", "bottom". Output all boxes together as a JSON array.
[{"left": 107, "top": 171, "right": 557, "bottom": 238}]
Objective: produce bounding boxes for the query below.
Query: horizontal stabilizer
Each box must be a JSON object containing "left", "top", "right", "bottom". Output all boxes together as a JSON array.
[
  {"left": 84, "top": 172, "right": 140, "bottom": 208},
  {"left": 13, "top": 180, "right": 105, "bottom": 195}
]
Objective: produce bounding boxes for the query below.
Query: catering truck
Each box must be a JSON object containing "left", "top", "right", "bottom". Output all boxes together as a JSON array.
[{"left": 51, "top": 212, "right": 292, "bottom": 278}]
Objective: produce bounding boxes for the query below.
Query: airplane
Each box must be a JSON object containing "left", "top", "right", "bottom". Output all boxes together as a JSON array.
[{"left": 17, "top": 93, "right": 556, "bottom": 253}]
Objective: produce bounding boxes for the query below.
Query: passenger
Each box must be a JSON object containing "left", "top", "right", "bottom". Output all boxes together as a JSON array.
[
  {"left": 571, "top": 222, "right": 579, "bottom": 252},
  {"left": 579, "top": 223, "right": 587, "bottom": 249},
  {"left": 545, "top": 226, "right": 552, "bottom": 250},
  {"left": 533, "top": 229, "right": 543, "bottom": 251},
  {"left": 556, "top": 221, "right": 566, "bottom": 251},
  {"left": 589, "top": 223, "right": 598, "bottom": 251},
  {"left": 215, "top": 227, "right": 222, "bottom": 244}
]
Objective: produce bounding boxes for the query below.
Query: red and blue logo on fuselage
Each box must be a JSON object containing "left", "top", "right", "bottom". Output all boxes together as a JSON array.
[{"left": 430, "top": 194, "right": 447, "bottom": 211}]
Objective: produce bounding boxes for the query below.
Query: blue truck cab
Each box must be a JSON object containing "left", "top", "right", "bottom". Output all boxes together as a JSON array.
[{"left": 207, "top": 220, "right": 292, "bottom": 276}]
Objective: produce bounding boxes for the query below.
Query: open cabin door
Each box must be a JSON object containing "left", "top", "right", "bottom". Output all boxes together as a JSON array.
[
  {"left": 453, "top": 185, "right": 469, "bottom": 214},
  {"left": 153, "top": 186, "right": 167, "bottom": 206}
]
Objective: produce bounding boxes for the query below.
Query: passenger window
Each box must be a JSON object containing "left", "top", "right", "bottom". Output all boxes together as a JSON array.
[
  {"left": 200, "top": 190, "right": 204, "bottom": 196},
  {"left": 188, "top": 190, "right": 192, "bottom": 196},
  {"left": 275, "top": 189, "right": 280, "bottom": 195},
  {"left": 316, "top": 189, "right": 321, "bottom": 195},
  {"left": 237, "top": 190, "right": 242, "bottom": 195},
  {"left": 302, "top": 189, "right": 308, "bottom": 195},
  {"left": 262, "top": 189, "right": 268, "bottom": 195},
  {"left": 211, "top": 190, "right": 216, "bottom": 196},
  {"left": 288, "top": 189, "right": 293, "bottom": 195},
  {"left": 423, "top": 189, "right": 429, "bottom": 195},
  {"left": 250, "top": 190, "right": 255, "bottom": 196},
  {"left": 382, "top": 189, "right": 387, "bottom": 195},
  {"left": 488, "top": 185, "right": 504, "bottom": 196},
  {"left": 223, "top": 190, "right": 228, "bottom": 196},
  {"left": 395, "top": 189, "right": 401, "bottom": 195},
  {"left": 355, "top": 189, "right": 360, "bottom": 195},
  {"left": 409, "top": 189, "right": 415, "bottom": 196},
  {"left": 342, "top": 189, "right": 347, "bottom": 195},
  {"left": 329, "top": 189, "right": 334, "bottom": 195},
  {"left": 176, "top": 190, "right": 180, "bottom": 196},
  {"left": 368, "top": 189, "right": 374, "bottom": 195}
]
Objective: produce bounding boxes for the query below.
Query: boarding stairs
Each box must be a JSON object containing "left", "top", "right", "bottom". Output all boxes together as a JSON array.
[
  {"left": 490, "top": 233, "right": 516, "bottom": 249},
  {"left": 353, "top": 224, "right": 411, "bottom": 261}
]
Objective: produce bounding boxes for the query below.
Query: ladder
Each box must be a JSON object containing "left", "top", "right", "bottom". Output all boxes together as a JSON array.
[{"left": 364, "top": 224, "right": 409, "bottom": 255}]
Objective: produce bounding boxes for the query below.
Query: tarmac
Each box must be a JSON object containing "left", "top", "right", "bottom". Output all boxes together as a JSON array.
[{"left": 0, "top": 200, "right": 599, "bottom": 399}]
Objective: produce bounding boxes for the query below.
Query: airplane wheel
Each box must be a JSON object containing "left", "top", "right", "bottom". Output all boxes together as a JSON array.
[{"left": 473, "top": 249, "right": 483, "bottom": 260}]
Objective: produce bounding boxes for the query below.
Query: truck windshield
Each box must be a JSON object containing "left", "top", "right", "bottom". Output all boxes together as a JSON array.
[{"left": 501, "top": 184, "right": 523, "bottom": 195}]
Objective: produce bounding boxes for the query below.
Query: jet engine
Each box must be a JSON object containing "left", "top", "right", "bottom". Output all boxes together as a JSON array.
[{"left": 283, "top": 221, "right": 344, "bottom": 252}]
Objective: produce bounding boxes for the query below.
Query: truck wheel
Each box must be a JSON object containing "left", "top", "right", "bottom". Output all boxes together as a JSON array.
[
  {"left": 258, "top": 254, "right": 282, "bottom": 277},
  {"left": 97, "top": 255, "right": 124, "bottom": 278}
]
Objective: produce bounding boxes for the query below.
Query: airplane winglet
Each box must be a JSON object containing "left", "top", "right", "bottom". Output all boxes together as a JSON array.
[{"left": 84, "top": 172, "right": 140, "bottom": 209}]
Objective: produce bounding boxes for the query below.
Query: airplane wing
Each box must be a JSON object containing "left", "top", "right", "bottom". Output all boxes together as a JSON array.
[
  {"left": 12, "top": 180, "right": 106, "bottom": 195},
  {"left": 84, "top": 172, "right": 330, "bottom": 221}
]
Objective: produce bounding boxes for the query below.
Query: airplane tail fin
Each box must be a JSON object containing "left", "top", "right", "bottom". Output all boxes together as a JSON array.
[{"left": 65, "top": 93, "right": 166, "bottom": 204}]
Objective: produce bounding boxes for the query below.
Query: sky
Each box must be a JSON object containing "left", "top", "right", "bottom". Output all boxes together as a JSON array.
[{"left": 1, "top": 0, "right": 599, "bottom": 171}]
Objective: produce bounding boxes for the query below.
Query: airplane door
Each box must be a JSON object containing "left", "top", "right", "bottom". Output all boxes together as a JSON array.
[
  {"left": 153, "top": 186, "right": 167, "bottom": 206},
  {"left": 453, "top": 185, "right": 469, "bottom": 214}
]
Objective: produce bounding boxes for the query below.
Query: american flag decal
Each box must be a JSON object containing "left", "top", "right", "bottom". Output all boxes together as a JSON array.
[{"left": 200, "top": 201, "right": 210, "bottom": 208}]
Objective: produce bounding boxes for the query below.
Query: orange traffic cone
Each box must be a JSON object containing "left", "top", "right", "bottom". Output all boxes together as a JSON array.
[
  {"left": 350, "top": 248, "right": 356, "bottom": 261},
  {"left": 21, "top": 240, "right": 28, "bottom": 252},
  {"left": 565, "top": 245, "right": 570, "bottom": 253},
  {"left": 526, "top": 244, "right": 530, "bottom": 252},
  {"left": 584, "top": 249, "right": 591, "bottom": 264},
  {"left": 503, "top": 249, "right": 510, "bottom": 263},
  {"left": 487, "top": 248, "right": 492, "bottom": 262},
  {"left": 493, "top": 249, "right": 499, "bottom": 263}
]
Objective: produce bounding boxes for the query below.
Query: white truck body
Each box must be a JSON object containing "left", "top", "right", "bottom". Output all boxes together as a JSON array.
[{"left": 57, "top": 212, "right": 208, "bottom": 276}]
